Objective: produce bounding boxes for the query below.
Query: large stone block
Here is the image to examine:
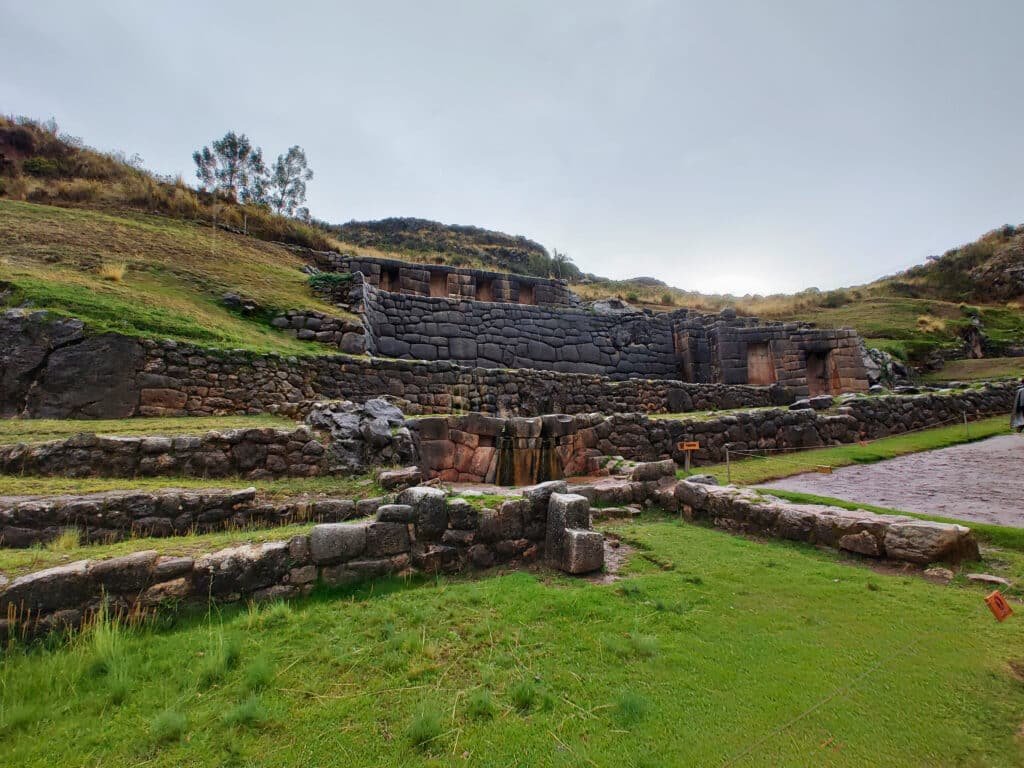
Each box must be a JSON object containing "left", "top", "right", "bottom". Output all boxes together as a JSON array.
[
  {"left": 883, "top": 521, "right": 979, "bottom": 564},
  {"left": 397, "top": 486, "right": 448, "bottom": 540},
  {"left": 562, "top": 529, "right": 604, "bottom": 574},
  {"left": 310, "top": 522, "right": 367, "bottom": 564},
  {"left": 545, "top": 493, "right": 591, "bottom": 567},
  {"left": 0, "top": 560, "right": 92, "bottom": 614},
  {"left": 364, "top": 522, "right": 411, "bottom": 557}
]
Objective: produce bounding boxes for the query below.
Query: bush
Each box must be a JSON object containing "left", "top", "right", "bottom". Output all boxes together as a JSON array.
[
  {"left": 97, "top": 262, "right": 127, "bottom": 282},
  {"left": 660, "top": 292, "right": 674, "bottom": 306},
  {"left": 625, "top": 291, "right": 640, "bottom": 303},
  {"left": 22, "top": 157, "right": 59, "bottom": 177}
]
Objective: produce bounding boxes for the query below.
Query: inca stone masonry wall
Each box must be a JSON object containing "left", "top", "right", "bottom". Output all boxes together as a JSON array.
[
  {"left": 0, "top": 427, "right": 327, "bottom": 479},
  {"left": 675, "top": 480, "right": 979, "bottom": 564},
  {"left": 361, "top": 283, "right": 681, "bottom": 379},
  {"left": 1, "top": 311, "right": 776, "bottom": 419},
  {"left": 0, "top": 488, "right": 380, "bottom": 548},
  {"left": 0, "top": 484, "right": 603, "bottom": 639},
  {"left": 585, "top": 384, "right": 1016, "bottom": 465}
]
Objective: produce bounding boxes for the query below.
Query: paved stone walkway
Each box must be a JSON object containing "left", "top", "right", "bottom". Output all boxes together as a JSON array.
[{"left": 762, "top": 434, "right": 1024, "bottom": 528}]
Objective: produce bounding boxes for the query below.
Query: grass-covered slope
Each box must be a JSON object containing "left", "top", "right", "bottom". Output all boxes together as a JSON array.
[
  {"left": 2, "top": 518, "right": 1022, "bottom": 766},
  {"left": 0, "top": 200, "right": 346, "bottom": 353}
]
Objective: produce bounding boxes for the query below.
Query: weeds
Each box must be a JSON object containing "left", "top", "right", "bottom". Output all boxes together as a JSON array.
[
  {"left": 614, "top": 691, "right": 650, "bottom": 726},
  {"left": 465, "top": 689, "right": 496, "bottom": 720},
  {"left": 406, "top": 705, "right": 443, "bottom": 750},
  {"left": 151, "top": 709, "right": 187, "bottom": 743},
  {"left": 223, "top": 695, "right": 268, "bottom": 729},
  {"left": 244, "top": 657, "right": 275, "bottom": 692},
  {"left": 97, "top": 261, "right": 127, "bottom": 282},
  {"left": 198, "top": 631, "right": 242, "bottom": 688},
  {"left": 510, "top": 680, "right": 537, "bottom": 712}
]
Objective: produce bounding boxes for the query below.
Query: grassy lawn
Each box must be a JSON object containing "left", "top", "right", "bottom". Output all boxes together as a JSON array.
[
  {"left": 0, "top": 474, "right": 384, "bottom": 501},
  {"left": 0, "top": 415, "right": 297, "bottom": 445},
  {"left": 921, "top": 357, "right": 1024, "bottom": 383},
  {"left": 1, "top": 516, "right": 1022, "bottom": 766},
  {"left": 689, "top": 415, "right": 1010, "bottom": 485},
  {"left": 0, "top": 200, "right": 349, "bottom": 354}
]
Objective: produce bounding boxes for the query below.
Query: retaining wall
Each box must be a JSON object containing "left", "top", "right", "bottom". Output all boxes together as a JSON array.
[
  {"left": 675, "top": 480, "right": 979, "bottom": 564},
  {"left": 0, "top": 488, "right": 381, "bottom": 548},
  {"left": 0, "top": 427, "right": 326, "bottom": 479},
  {"left": 1, "top": 310, "right": 777, "bottom": 419},
  {"left": 0, "top": 483, "right": 603, "bottom": 639},
  {"left": 586, "top": 384, "right": 1016, "bottom": 464}
]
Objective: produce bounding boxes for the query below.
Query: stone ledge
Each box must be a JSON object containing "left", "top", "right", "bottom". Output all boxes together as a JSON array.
[{"left": 675, "top": 480, "right": 979, "bottom": 565}]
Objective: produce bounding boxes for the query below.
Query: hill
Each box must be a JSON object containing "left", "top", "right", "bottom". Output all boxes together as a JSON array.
[{"left": 1, "top": 113, "right": 1023, "bottom": 372}]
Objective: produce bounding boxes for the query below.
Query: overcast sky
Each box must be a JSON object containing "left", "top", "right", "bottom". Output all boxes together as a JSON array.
[{"left": 3, "top": 1, "right": 1023, "bottom": 294}]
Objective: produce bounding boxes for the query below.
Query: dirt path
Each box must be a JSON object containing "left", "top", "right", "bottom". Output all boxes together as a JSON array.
[{"left": 761, "top": 434, "right": 1024, "bottom": 528}]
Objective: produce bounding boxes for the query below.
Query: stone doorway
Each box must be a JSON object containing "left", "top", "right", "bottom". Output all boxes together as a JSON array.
[
  {"left": 805, "top": 350, "right": 840, "bottom": 396},
  {"left": 746, "top": 342, "right": 777, "bottom": 386}
]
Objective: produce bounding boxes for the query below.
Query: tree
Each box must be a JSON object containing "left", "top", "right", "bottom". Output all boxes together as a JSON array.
[
  {"left": 267, "top": 145, "right": 313, "bottom": 216},
  {"left": 193, "top": 132, "right": 266, "bottom": 202},
  {"left": 551, "top": 248, "right": 574, "bottom": 279}
]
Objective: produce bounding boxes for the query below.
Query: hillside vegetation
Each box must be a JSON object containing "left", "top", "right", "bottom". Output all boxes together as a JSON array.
[{"left": 2, "top": 114, "right": 1023, "bottom": 366}]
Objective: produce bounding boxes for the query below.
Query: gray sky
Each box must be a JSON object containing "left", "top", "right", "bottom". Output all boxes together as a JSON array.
[{"left": 3, "top": 1, "right": 1023, "bottom": 294}]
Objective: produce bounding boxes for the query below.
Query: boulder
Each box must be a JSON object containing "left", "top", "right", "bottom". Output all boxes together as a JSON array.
[
  {"left": 883, "top": 521, "right": 979, "bottom": 564},
  {"left": 377, "top": 466, "right": 422, "bottom": 491},
  {"left": 546, "top": 493, "right": 591, "bottom": 567}
]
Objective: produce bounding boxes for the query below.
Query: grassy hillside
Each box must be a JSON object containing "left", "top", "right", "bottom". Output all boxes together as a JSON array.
[
  {"left": 0, "top": 200, "right": 347, "bottom": 353},
  {"left": 3, "top": 519, "right": 1023, "bottom": 766}
]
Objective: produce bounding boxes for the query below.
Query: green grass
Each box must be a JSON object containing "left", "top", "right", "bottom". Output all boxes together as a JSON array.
[
  {"left": 2, "top": 517, "right": 1023, "bottom": 766},
  {"left": 0, "top": 473, "right": 384, "bottom": 499},
  {"left": 0, "top": 415, "right": 296, "bottom": 445},
  {"left": 756, "top": 489, "right": 1024, "bottom": 598},
  {"left": 0, "top": 200, "right": 350, "bottom": 354},
  {"left": 689, "top": 415, "right": 1010, "bottom": 485},
  {"left": 921, "top": 357, "right": 1024, "bottom": 383}
]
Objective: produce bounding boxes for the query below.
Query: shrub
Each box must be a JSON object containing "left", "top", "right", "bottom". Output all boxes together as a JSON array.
[
  {"left": 406, "top": 705, "right": 443, "bottom": 750},
  {"left": 56, "top": 179, "right": 102, "bottom": 202},
  {"left": 660, "top": 292, "right": 674, "bottom": 306},
  {"left": 22, "top": 157, "right": 59, "bottom": 177},
  {"left": 97, "top": 262, "right": 127, "bottom": 282},
  {"left": 625, "top": 291, "right": 640, "bottom": 303},
  {"left": 151, "top": 709, "right": 187, "bottom": 743}
]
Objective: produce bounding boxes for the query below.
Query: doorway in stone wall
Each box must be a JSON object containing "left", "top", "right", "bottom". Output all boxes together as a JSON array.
[
  {"left": 805, "top": 350, "right": 839, "bottom": 396},
  {"left": 429, "top": 271, "right": 447, "bottom": 298},
  {"left": 746, "top": 342, "right": 777, "bottom": 386}
]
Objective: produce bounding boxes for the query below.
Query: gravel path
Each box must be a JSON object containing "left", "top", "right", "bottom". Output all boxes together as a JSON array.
[{"left": 761, "top": 434, "right": 1024, "bottom": 528}]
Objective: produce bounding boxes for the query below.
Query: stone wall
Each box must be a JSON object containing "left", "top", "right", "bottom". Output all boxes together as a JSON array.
[
  {"left": 1, "top": 310, "right": 778, "bottom": 418},
  {"left": 0, "top": 488, "right": 382, "bottom": 548},
  {"left": 675, "top": 479, "right": 979, "bottom": 564},
  {"left": 582, "top": 384, "right": 1016, "bottom": 465},
  {"left": 361, "top": 284, "right": 681, "bottom": 379},
  {"left": 310, "top": 253, "right": 578, "bottom": 307},
  {"left": 0, "top": 483, "right": 604, "bottom": 639},
  {"left": 0, "top": 427, "right": 326, "bottom": 479},
  {"left": 270, "top": 309, "right": 367, "bottom": 353}
]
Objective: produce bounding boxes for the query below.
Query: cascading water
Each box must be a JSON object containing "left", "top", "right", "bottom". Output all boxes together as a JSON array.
[{"left": 494, "top": 424, "right": 564, "bottom": 486}]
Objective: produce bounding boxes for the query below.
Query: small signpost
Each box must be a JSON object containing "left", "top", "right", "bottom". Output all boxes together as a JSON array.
[
  {"left": 985, "top": 590, "right": 1013, "bottom": 622},
  {"left": 677, "top": 441, "right": 700, "bottom": 472}
]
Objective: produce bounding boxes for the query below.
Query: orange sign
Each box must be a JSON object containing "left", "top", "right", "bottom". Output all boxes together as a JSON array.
[
  {"left": 985, "top": 590, "right": 1013, "bottom": 622},
  {"left": 678, "top": 441, "right": 700, "bottom": 451}
]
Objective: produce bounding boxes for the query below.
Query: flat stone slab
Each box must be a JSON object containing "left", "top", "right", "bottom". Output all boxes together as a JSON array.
[{"left": 762, "top": 435, "right": 1024, "bottom": 528}]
